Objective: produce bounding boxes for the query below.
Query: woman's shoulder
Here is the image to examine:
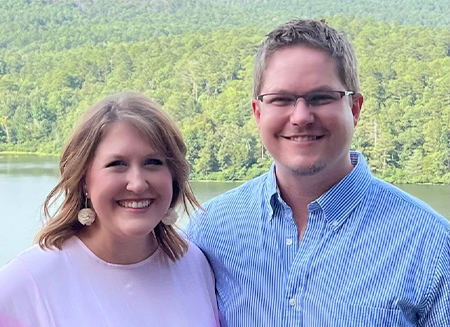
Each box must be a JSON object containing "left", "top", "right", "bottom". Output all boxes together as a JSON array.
[
  {"left": 183, "top": 240, "right": 209, "bottom": 263},
  {"left": 0, "top": 246, "right": 52, "bottom": 319},
  {"left": 0, "top": 244, "right": 61, "bottom": 288},
  {"left": 0, "top": 243, "right": 73, "bottom": 327},
  {"left": 2, "top": 244, "right": 46, "bottom": 271},
  {"left": 175, "top": 241, "right": 214, "bottom": 279},
  {"left": 0, "top": 237, "right": 82, "bottom": 287}
]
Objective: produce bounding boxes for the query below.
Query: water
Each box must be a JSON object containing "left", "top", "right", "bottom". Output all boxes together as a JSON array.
[{"left": 0, "top": 154, "right": 448, "bottom": 266}]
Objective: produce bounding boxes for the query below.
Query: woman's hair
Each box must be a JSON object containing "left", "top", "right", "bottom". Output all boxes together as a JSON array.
[
  {"left": 36, "top": 92, "right": 199, "bottom": 261},
  {"left": 253, "top": 18, "right": 360, "bottom": 98}
]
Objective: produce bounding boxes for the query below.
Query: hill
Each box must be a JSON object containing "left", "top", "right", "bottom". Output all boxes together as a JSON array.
[{"left": 0, "top": 0, "right": 449, "bottom": 183}]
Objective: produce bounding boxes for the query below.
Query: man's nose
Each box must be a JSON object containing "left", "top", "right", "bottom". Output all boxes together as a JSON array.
[{"left": 289, "top": 98, "right": 314, "bottom": 125}]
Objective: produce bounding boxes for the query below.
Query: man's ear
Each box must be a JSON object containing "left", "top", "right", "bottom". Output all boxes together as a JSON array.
[
  {"left": 351, "top": 93, "right": 364, "bottom": 127},
  {"left": 252, "top": 98, "right": 261, "bottom": 126}
]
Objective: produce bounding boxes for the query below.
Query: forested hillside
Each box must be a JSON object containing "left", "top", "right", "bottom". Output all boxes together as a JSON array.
[{"left": 0, "top": 0, "right": 449, "bottom": 183}]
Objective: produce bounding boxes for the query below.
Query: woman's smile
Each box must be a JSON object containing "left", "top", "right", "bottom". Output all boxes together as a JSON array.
[{"left": 117, "top": 199, "right": 153, "bottom": 209}]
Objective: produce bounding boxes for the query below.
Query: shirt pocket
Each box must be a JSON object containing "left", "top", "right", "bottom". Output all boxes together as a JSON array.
[{"left": 331, "top": 302, "right": 412, "bottom": 327}]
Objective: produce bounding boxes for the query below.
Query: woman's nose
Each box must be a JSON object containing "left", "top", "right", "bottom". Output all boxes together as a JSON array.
[{"left": 126, "top": 168, "right": 148, "bottom": 194}]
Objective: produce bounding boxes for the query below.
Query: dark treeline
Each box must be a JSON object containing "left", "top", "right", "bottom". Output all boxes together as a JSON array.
[{"left": 0, "top": 0, "right": 449, "bottom": 183}]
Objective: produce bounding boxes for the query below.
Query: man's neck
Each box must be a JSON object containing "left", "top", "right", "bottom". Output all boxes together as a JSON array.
[
  {"left": 275, "top": 160, "right": 355, "bottom": 239},
  {"left": 276, "top": 165, "right": 351, "bottom": 204}
]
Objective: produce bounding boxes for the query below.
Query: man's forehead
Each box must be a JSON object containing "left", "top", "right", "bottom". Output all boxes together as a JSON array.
[{"left": 260, "top": 47, "right": 341, "bottom": 93}]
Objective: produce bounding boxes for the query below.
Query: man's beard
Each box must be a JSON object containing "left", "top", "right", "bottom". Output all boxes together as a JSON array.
[{"left": 293, "top": 162, "right": 326, "bottom": 176}]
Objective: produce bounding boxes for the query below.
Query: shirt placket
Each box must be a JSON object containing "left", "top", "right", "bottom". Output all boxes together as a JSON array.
[{"left": 283, "top": 206, "right": 326, "bottom": 326}]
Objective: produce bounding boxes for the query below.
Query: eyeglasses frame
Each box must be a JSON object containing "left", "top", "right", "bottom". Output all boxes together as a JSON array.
[{"left": 256, "top": 90, "right": 355, "bottom": 108}]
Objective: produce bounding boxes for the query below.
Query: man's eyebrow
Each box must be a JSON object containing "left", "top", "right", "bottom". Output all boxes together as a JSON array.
[
  {"left": 265, "top": 86, "right": 335, "bottom": 94},
  {"left": 306, "top": 86, "right": 335, "bottom": 92}
]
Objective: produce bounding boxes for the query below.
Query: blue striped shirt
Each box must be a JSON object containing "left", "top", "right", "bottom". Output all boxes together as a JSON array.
[{"left": 187, "top": 152, "right": 450, "bottom": 327}]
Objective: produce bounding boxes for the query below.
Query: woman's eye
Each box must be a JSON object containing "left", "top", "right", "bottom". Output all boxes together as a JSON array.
[
  {"left": 145, "top": 158, "right": 164, "bottom": 166},
  {"left": 106, "top": 160, "right": 126, "bottom": 167}
]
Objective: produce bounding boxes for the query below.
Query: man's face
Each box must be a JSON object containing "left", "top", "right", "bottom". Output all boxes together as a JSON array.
[{"left": 252, "top": 45, "right": 363, "bottom": 182}]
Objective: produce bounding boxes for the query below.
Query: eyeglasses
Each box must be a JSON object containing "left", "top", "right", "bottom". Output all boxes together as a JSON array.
[{"left": 256, "top": 90, "right": 354, "bottom": 109}]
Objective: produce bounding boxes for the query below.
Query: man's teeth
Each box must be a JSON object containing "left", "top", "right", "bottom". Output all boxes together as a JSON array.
[
  {"left": 119, "top": 200, "right": 150, "bottom": 208},
  {"left": 290, "top": 136, "right": 319, "bottom": 141}
]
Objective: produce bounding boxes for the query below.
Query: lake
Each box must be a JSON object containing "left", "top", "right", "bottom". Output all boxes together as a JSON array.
[{"left": 0, "top": 154, "right": 449, "bottom": 267}]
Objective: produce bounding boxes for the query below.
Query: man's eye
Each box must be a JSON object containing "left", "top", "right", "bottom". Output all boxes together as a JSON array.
[
  {"left": 306, "top": 93, "right": 337, "bottom": 106},
  {"left": 144, "top": 158, "right": 164, "bottom": 166},
  {"left": 268, "top": 96, "right": 294, "bottom": 106},
  {"left": 106, "top": 160, "right": 126, "bottom": 167}
]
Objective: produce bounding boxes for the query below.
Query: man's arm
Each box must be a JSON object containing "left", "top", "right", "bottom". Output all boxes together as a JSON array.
[{"left": 419, "top": 232, "right": 450, "bottom": 327}]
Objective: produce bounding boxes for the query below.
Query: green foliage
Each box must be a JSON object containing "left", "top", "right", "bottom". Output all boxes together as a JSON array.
[{"left": 0, "top": 0, "right": 448, "bottom": 183}]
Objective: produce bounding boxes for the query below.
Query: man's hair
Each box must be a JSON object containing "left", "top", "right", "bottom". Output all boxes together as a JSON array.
[
  {"left": 253, "top": 19, "right": 360, "bottom": 97},
  {"left": 36, "top": 92, "right": 199, "bottom": 261}
]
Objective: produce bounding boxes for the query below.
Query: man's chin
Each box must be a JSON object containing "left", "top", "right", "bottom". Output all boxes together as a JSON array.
[{"left": 292, "top": 162, "right": 326, "bottom": 176}]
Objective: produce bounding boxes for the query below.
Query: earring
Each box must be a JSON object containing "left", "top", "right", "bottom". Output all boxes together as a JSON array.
[
  {"left": 78, "top": 193, "right": 96, "bottom": 226},
  {"left": 161, "top": 208, "right": 178, "bottom": 226}
]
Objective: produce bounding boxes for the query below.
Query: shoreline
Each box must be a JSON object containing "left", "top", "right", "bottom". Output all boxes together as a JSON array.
[{"left": 1, "top": 151, "right": 448, "bottom": 186}]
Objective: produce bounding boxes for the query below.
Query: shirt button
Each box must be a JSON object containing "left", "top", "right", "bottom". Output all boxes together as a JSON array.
[
  {"left": 286, "top": 238, "right": 293, "bottom": 246},
  {"left": 289, "top": 298, "right": 296, "bottom": 306}
]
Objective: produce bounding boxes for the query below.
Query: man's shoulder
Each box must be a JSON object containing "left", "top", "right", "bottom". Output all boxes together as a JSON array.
[
  {"left": 203, "top": 172, "right": 269, "bottom": 209},
  {"left": 370, "top": 177, "right": 449, "bottom": 234},
  {"left": 188, "top": 172, "right": 270, "bottom": 235}
]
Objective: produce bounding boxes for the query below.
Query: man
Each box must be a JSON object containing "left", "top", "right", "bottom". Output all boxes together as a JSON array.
[{"left": 188, "top": 19, "right": 449, "bottom": 326}]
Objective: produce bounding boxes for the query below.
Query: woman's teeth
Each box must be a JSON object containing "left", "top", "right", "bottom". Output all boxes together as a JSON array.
[{"left": 118, "top": 200, "right": 151, "bottom": 208}]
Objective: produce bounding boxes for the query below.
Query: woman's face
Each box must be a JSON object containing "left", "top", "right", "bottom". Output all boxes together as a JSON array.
[{"left": 84, "top": 121, "right": 173, "bottom": 244}]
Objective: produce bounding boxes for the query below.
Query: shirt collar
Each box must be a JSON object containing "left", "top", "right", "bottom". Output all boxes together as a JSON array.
[
  {"left": 314, "top": 151, "right": 372, "bottom": 228},
  {"left": 263, "top": 152, "right": 372, "bottom": 226},
  {"left": 263, "top": 162, "right": 279, "bottom": 219}
]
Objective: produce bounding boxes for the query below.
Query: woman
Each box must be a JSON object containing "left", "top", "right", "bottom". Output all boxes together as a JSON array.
[{"left": 0, "top": 92, "right": 219, "bottom": 326}]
